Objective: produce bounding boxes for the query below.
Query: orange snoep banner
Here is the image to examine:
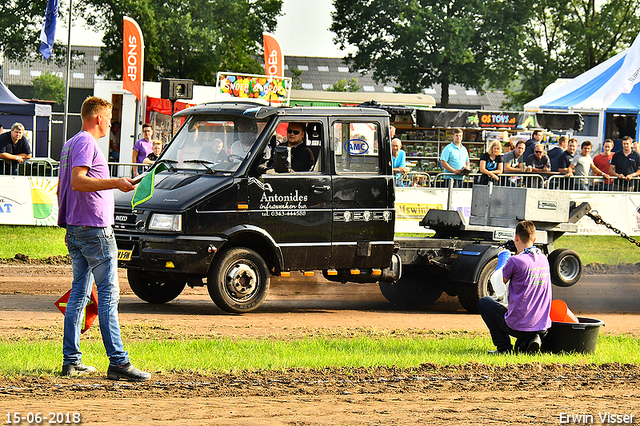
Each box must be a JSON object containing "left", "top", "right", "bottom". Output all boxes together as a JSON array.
[
  {"left": 123, "top": 17, "right": 144, "bottom": 102},
  {"left": 263, "top": 32, "right": 284, "bottom": 78}
]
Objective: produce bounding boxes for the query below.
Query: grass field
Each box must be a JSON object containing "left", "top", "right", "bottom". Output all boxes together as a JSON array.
[
  {"left": 1, "top": 333, "right": 637, "bottom": 376},
  {"left": 0, "top": 226, "right": 638, "bottom": 377},
  {"left": 2, "top": 226, "right": 638, "bottom": 265}
]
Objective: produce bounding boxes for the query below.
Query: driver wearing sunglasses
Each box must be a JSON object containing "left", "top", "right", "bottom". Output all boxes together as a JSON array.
[{"left": 279, "top": 122, "right": 315, "bottom": 172}]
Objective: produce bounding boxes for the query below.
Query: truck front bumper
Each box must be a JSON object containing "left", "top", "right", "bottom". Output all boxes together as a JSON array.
[{"left": 116, "top": 234, "right": 227, "bottom": 276}]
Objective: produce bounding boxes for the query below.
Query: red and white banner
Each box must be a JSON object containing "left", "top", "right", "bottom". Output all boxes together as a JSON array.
[
  {"left": 263, "top": 32, "right": 284, "bottom": 78},
  {"left": 123, "top": 17, "right": 144, "bottom": 102}
]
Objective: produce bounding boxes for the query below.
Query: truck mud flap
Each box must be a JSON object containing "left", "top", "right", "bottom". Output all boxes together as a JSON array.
[{"left": 450, "top": 244, "right": 502, "bottom": 284}]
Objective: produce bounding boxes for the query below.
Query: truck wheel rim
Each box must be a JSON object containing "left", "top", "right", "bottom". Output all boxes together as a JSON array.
[
  {"left": 225, "top": 262, "right": 259, "bottom": 301},
  {"left": 559, "top": 257, "right": 580, "bottom": 281}
]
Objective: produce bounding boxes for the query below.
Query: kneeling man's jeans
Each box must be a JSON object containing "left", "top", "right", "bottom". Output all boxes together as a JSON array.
[{"left": 478, "top": 296, "right": 546, "bottom": 352}]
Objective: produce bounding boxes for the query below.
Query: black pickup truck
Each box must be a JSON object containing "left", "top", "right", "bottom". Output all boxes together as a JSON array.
[{"left": 114, "top": 101, "right": 584, "bottom": 313}]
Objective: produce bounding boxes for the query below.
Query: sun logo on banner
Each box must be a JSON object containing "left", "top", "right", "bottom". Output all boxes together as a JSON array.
[{"left": 30, "top": 178, "right": 58, "bottom": 226}]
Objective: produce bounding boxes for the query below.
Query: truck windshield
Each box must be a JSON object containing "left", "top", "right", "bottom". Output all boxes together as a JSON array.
[{"left": 160, "top": 115, "right": 268, "bottom": 173}]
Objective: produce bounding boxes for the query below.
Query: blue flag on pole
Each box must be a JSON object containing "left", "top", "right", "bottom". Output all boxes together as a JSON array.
[{"left": 39, "top": 0, "right": 59, "bottom": 59}]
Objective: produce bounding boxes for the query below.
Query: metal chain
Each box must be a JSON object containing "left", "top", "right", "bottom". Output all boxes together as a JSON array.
[{"left": 586, "top": 211, "right": 640, "bottom": 247}]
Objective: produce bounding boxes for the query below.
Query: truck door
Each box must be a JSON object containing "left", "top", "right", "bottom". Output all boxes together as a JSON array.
[
  {"left": 330, "top": 119, "right": 395, "bottom": 269},
  {"left": 247, "top": 119, "right": 332, "bottom": 271}
]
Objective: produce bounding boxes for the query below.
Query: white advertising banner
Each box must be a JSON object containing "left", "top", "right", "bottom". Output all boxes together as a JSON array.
[
  {"left": 395, "top": 187, "right": 640, "bottom": 236},
  {"left": 0, "top": 176, "right": 59, "bottom": 226},
  {"left": 1, "top": 175, "right": 639, "bottom": 235}
]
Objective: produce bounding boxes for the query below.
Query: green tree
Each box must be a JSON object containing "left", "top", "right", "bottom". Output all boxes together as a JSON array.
[
  {"left": 325, "top": 77, "right": 360, "bottom": 92},
  {"left": 0, "top": 0, "right": 45, "bottom": 60},
  {"left": 331, "top": 0, "right": 530, "bottom": 107},
  {"left": 0, "top": 0, "right": 68, "bottom": 62},
  {"left": 32, "top": 72, "right": 66, "bottom": 104},
  {"left": 504, "top": 0, "right": 640, "bottom": 108},
  {"left": 289, "top": 68, "right": 304, "bottom": 90},
  {"left": 78, "top": 0, "right": 283, "bottom": 85}
]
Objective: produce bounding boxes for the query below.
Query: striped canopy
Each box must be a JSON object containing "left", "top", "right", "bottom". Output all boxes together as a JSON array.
[{"left": 525, "top": 32, "right": 640, "bottom": 112}]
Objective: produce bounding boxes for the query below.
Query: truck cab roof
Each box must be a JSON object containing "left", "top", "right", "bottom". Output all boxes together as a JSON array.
[{"left": 174, "top": 101, "right": 391, "bottom": 120}]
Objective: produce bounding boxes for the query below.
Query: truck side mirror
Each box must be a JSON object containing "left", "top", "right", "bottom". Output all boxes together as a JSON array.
[{"left": 274, "top": 146, "right": 291, "bottom": 173}]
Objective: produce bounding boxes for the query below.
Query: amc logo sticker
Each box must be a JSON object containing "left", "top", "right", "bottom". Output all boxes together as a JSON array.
[{"left": 344, "top": 138, "right": 369, "bottom": 155}]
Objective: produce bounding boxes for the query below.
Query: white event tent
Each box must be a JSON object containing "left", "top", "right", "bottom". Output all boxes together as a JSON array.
[{"left": 525, "top": 32, "right": 640, "bottom": 149}]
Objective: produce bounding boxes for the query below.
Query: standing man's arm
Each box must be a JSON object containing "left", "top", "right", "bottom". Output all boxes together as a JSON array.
[
  {"left": 71, "top": 166, "right": 135, "bottom": 193},
  {"left": 557, "top": 157, "right": 570, "bottom": 173},
  {"left": 589, "top": 163, "right": 609, "bottom": 178},
  {"left": 609, "top": 163, "right": 617, "bottom": 177},
  {"left": 131, "top": 146, "right": 140, "bottom": 177},
  {"left": 441, "top": 160, "right": 460, "bottom": 174},
  {"left": 0, "top": 152, "right": 24, "bottom": 162}
]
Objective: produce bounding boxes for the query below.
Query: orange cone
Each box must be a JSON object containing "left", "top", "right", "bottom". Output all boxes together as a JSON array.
[{"left": 550, "top": 299, "right": 579, "bottom": 323}]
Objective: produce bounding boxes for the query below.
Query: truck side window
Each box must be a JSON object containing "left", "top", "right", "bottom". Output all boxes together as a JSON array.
[
  {"left": 333, "top": 122, "right": 380, "bottom": 174},
  {"left": 272, "top": 121, "right": 322, "bottom": 173}
]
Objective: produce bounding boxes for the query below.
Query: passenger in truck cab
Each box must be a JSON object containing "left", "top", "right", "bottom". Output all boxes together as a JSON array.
[
  {"left": 278, "top": 122, "right": 315, "bottom": 172},
  {"left": 230, "top": 119, "right": 258, "bottom": 159},
  {"left": 200, "top": 137, "right": 228, "bottom": 163}
]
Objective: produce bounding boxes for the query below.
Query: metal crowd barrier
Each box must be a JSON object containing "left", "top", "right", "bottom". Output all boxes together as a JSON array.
[
  {"left": 399, "top": 172, "right": 434, "bottom": 187},
  {"left": 496, "top": 173, "right": 545, "bottom": 188},
  {"left": 108, "top": 162, "right": 152, "bottom": 178},
  {"left": 0, "top": 159, "right": 155, "bottom": 179},
  {"left": 0, "top": 158, "right": 59, "bottom": 177},
  {"left": 432, "top": 172, "right": 474, "bottom": 188},
  {"left": 427, "top": 172, "right": 548, "bottom": 190},
  {"left": 547, "top": 175, "right": 640, "bottom": 192}
]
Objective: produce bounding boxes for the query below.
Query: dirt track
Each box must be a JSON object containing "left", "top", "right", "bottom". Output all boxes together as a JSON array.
[{"left": 1, "top": 265, "right": 639, "bottom": 425}]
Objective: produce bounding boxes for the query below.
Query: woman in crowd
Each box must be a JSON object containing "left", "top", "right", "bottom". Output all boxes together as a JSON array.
[{"left": 478, "top": 140, "right": 503, "bottom": 185}]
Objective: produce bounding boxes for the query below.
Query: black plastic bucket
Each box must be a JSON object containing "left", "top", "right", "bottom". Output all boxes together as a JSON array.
[{"left": 542, "top": 317, "right": 605, "bottom": 354}]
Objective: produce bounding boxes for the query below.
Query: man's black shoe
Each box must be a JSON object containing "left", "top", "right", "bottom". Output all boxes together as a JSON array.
[
  {"left": 107, "top": 363, "right": 151, "bottom": 382},
  {"left": 61, "top": 363, "right": 97, "bottom": 376},
  {"left": 524, "top": 335, "right": 542, "bottom": 353},
  {"left": 488, "top": 349, "right": 512, "bottom": 355}
]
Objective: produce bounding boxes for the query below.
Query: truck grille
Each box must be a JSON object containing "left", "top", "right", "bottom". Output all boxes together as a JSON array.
[{"left": 114, "top": 208, "right": 148, "bottom": 232}]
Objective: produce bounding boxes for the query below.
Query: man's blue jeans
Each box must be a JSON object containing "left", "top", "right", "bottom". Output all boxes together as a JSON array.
[
  {"left": 63, "top": 225, "right": 129, "bottom": 366},
  {"left": 478, "top": 296, "right": 547, "bottom": 352}
]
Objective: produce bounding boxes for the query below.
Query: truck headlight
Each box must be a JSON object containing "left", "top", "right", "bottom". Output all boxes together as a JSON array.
[{"left": 148, "top": 214, "right": 182, "bottom": 232}]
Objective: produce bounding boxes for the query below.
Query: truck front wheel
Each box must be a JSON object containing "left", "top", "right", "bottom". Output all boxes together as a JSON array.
[
  {"left": 457, "top": 257, "right": 498, "bottom": 314},
  {"left": 127, "top": 269, "right": 186, "bottom": 304},
  {"left": 208, "top": 247, "right": 270, "bottom": 313},
  {"left": 379, "top": 265, "right": 443, "bottom": 309}
]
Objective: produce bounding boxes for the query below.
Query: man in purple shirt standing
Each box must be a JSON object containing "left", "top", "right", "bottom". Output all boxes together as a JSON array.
[
  {"left": 478, "top": 220, "right": 552, "bottom": 354},
  {"left": 58, "top": 96, "right": 150, "bottom": 381},
  {"left": 132, "top": 123, "right": 154, "bottom": 176}
]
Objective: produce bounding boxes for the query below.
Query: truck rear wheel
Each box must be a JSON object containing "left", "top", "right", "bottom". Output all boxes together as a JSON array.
[
  {"left": 457, "top": 257, "right": 498, "bottom": 314},
  {"left": 127, "top": 269, "right": 186, "bottom": 304},
  {"left": 379, "top": 265, "right": 443, "bottom": 309},
  {"left": 548, "top": 248, "right": 582, "bottom": 287},
  {"left": 208, "top": 247, "right": 270, "bottom": 313}
]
